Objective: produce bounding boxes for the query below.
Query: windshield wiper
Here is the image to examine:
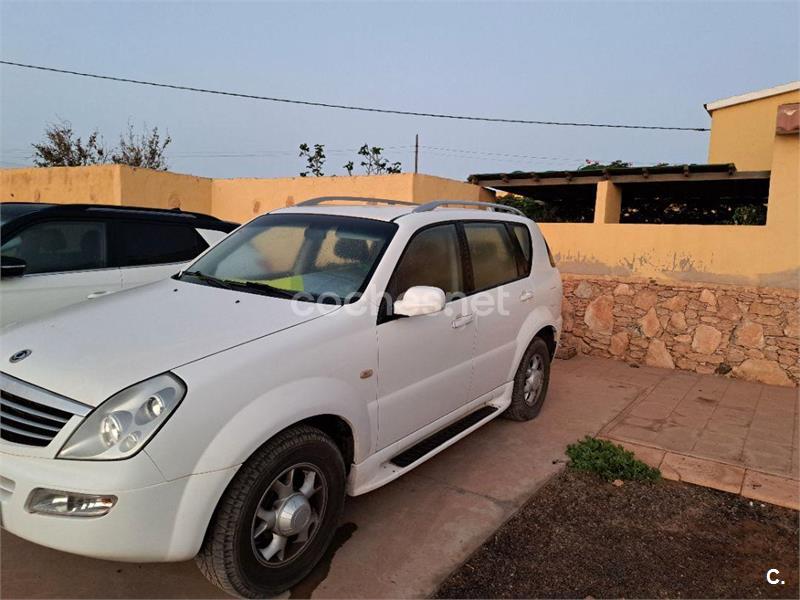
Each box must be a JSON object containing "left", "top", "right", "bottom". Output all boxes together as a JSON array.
[
  {"left": 178, "top": 271, "right": 306, "bottom": 300},
  {"left": 238, "top": 280, "right": 298, "bottom": 299},
  {"left": 178, "top": 270, "right": 235, "bottom": 290}
]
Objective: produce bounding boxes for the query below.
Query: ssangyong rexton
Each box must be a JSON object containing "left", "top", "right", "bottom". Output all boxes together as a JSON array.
[{"left": 0, "top": 198, "right": 562, "bottom": 598}]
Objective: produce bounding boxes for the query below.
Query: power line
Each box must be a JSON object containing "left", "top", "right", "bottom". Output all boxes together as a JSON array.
[
  {"left": 172, "top": 145, "right": 413, "bottom": 158},
  {"left": 421, "top": 145, "right": 588, "bottom": 162},
  {"left": 0, "top": 60, "right": 710, "bottom": 132}
]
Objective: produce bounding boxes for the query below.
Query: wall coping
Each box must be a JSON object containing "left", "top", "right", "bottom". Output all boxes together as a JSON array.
[{"left": 559, "top": 273, "right": 800, "bottom": 297}]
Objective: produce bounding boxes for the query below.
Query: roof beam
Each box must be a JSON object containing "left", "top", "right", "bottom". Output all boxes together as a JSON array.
[{"left": 474, "top": 170, "right": 770, "bottom": 189}]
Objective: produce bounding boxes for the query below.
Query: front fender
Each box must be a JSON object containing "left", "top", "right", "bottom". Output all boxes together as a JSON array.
[
  {"left": 196, "top": 376, "right": 367, "bottom": 475},
  {"left": 145, "top": 313, "right": 377, "bottom": 482},
  {"left": 147, "top": 368, "right": 372, "bottom": 482}
]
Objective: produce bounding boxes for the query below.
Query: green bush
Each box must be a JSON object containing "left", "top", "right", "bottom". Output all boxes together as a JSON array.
[{"left": 565, "top": 436, "right": 660, "bottom": 482}]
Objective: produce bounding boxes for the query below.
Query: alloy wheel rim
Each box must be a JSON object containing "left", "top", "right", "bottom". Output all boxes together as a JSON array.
[
  {"left": 250, "top": 463, "right": 327, "bottom": 566},
  {"left": 523, "top": 354, "right": 544, "bottom": 406}
]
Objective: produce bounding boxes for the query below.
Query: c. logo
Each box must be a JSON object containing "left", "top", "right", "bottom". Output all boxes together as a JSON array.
[
  {"left": 766, "top": 569, "right": 784, "bottom": 585},
  {"left": 9, "top": 349, "right": 32, "bottom": 363}
]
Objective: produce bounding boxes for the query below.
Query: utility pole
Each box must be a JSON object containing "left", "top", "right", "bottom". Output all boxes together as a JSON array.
[{"left": 414, "top": 134, "right": 419, "bottom": 174}]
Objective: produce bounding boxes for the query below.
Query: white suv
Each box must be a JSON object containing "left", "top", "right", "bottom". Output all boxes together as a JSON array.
[{"left": 0, "top": 198, "right": 562, "bottom": 598}]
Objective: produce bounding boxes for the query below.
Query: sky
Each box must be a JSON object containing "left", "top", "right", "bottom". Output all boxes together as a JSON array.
[{"left": 1, "top": 1, "right": 798, "bottom": 181}]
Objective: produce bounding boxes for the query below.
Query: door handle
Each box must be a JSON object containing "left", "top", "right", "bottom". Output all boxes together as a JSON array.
[
  {"left": 520, "top": 291, "right": 535, "bottom": 302},
  {"left": 87, "top": 291, "right": 112, "bottom": 299},
  {"left": 451, "top": 314, "right": 474, "bottom": 329}
]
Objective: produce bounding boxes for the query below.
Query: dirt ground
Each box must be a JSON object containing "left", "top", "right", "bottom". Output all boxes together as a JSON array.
[{"left": 436, "top": 470, "right": 800, "bottom": 599}]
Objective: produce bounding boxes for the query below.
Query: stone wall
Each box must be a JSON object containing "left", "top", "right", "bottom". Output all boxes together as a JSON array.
[{"left": 559, "top": 275, "right": 799, "bottom": 387}]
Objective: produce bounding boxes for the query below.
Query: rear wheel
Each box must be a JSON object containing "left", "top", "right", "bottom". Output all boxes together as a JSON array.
[
  {"left": 196, "top": 425, "right": 345, "bottom": 598},
  {"left": 503, "top": 336, "right": 551, "bottom": 421}
]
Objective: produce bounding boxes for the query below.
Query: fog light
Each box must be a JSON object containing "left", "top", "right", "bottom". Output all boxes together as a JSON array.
[{"left": 26, "top": 488, "right": 117, "bottom": 518}]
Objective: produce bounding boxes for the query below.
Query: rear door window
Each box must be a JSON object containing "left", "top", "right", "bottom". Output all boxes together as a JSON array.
[
  {"left": 0, "top": 220, "right": 109, "bottom": 274},
  {"left": 463, "top": 222, "right": 520, "bottom": 291},
  {"left": 115, "top": 221, "right": 208, "bottom": 267}
]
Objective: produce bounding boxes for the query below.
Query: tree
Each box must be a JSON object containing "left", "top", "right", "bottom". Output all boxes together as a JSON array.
[
  {"left": 32, "top": 120, "right": 171, "bottom": 170},
  {"left": 111, "top": 123, "right": 171, "bottom": 170},
  {"left": 299, "top": 143, "right": 326, "bottom": 177},
  {"left": 357, "top": 144, "right": 401, "bottom": 175},
  {"left": 32, "top": 120, "right": 108, "bottom": 167}
]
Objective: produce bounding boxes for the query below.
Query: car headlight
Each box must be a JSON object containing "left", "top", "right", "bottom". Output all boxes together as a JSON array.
[{"left": 58, "top": 373, "right": 186, "bottom": 460}]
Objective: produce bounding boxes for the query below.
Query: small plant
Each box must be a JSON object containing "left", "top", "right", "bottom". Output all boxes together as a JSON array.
[
  {"left": 357, "top": 144, "right": 401, "bottom": 175},
  {"left": 299, "top": 143, "right": 327, "bottom": 177},
  {"left": 565, "top": 436, "right": 660, "bottom": 482}
]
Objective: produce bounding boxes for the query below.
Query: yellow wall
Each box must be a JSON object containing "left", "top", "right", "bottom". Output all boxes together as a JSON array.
[
  {"left": 540, "top": 221, "right": 797, "bottom": 288},
  {"left": 0, "top": 167, "right": 492, "bottom": 224},
  {"left": 211, "top": 173, "right": 410, "bottom": 224},
  {"left": 707, "top": 89, "right": 800, "bottom": 170},
  {"left": 210, "top": 173, "right": 493, "bottom": 224},
  {"left": 117, "top": 167, "right": 212, "bottom": 214},
  {"left": 411, "top": 173, "right": 494, "bottom": 204},
  {"left": 0, "top": 165, "right": 119, "bottom": 205},
  {"left": 0, "top": 165, "right": 213, "bottom": 214}
]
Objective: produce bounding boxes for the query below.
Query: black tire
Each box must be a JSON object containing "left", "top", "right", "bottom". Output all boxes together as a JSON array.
[
  {"left": 503, "top": 336, "right": 551, "bottom": 421},
  {"left": 196, "top": 425, "right": 346, "bottom": 598}
]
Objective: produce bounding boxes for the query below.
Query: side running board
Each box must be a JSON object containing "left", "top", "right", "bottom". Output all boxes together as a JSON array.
[{"left": 389, "top": 406, "right": 499, "bottom": 467}]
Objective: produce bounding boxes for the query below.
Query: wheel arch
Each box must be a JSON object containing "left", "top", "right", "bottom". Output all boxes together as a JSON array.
[
  {"left": 298, "top": 414, "right": 355, "bottom": 474},
  {"left": 508, "top": 306, "right": 561, "bottom": 381},
  {"left": 534, "top": 325, "right": 558, "bottom": 359},
  {"left": 193, "top": 413, "right": 356, "bottom": 565}
]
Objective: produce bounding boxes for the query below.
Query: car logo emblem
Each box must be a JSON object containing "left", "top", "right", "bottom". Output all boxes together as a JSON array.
[{"left": 9, "top": 349, "right": 32, "bottom": 363}]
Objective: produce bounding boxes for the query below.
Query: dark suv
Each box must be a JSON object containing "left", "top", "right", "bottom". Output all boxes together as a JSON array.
[{"left": 0, "top": 203, "right": 237, "bottom": 325}]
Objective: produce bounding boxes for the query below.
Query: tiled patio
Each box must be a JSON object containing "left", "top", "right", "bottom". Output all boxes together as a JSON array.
[{"left": 599, "top": 366, "right": 800, "bottom": 508}]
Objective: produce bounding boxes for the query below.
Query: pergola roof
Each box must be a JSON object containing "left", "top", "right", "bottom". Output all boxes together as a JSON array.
[{"left": 468, "top": 163, "right": 770, "bottom": 194}]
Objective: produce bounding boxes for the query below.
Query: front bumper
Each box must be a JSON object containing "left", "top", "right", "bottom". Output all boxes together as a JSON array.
[{"left": 0, "top": 450, "right": 238, "bottom": 562}]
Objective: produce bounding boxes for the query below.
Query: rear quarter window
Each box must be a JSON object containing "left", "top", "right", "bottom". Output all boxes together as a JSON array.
[
  {"left": 463, "top": 222, "right": 520, "bottom": 291},
  {"left": 510, "top": 223, "right": 533, "bottom": 276},
  {"left": 544, "top": 238, "right": 556, "bottom": 268},
  {"left": 116, "top": 221, "right": 208, "bottom": 267}
]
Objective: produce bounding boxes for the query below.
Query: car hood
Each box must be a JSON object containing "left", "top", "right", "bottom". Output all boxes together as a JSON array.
[{"left": 0, "top": 278, "right": 338, "bottom": 406}]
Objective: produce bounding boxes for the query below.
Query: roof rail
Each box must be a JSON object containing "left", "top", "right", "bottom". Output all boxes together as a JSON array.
[
  {"left": 412, "top": 200, "right": 526, "bottom": 217},
  {"left": 297, "top": 196, "right": 417, "bottom": 207},
  {"left": 85, "top": 206, "right": 198, "bottom": 218}
]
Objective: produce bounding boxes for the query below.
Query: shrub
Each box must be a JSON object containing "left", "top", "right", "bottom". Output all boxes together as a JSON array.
[{"left": 565, "top": 436, "right": 660, "bottom": 482}]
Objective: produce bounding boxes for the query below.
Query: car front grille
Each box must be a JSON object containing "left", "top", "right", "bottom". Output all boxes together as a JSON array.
[
  {"left": 0, "top": 390, "right": 74, "bottom": 446},
  {"left": 0, "top": 373, "right": 90, "bottom": 448}
]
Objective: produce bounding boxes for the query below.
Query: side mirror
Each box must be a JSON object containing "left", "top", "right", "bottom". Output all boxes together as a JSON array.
[
  {"left": 393, "top": 286, "right": 446, "bottom": 317},
  {"left": 1, "top": 256, "right": 26, "bottom": 279}
]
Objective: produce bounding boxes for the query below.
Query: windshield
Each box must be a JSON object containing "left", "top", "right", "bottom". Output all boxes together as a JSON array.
[
  {"left": 0, "top": 203, "right": 54, "bottom": 226},
  {"left": 181, "top": 213, "right": 397, "bottom": 302}
]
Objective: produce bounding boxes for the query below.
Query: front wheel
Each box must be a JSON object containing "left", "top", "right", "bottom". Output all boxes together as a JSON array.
[
  {"left": 196, "top": 425, "right": 346, "bottom": 598},
  {"left": 503, "top": 336, "right": 551, "bottom": 421}
]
